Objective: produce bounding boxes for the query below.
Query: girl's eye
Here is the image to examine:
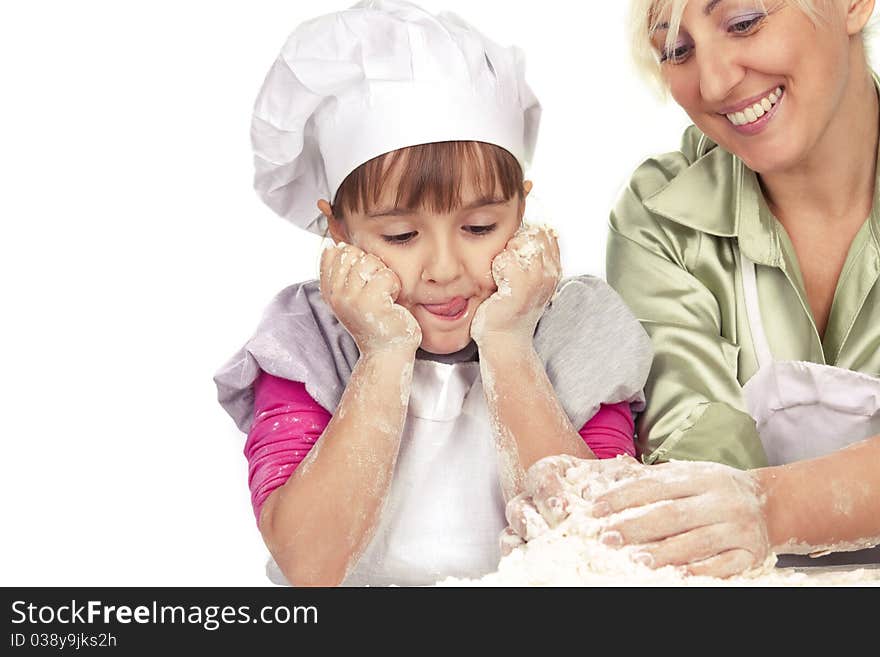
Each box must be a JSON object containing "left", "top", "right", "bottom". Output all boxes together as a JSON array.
[
  {"left": 728, "top": 14, "right": 765, "bottom": 34},
  {"left": 465, "top": 224, "right": 497, "bottom": 236},
  {"left": 382, "top": 231, "right": 417, "bottom": 244}
]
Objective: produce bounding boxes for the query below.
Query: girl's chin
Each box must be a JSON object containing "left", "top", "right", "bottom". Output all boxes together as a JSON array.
[{"left": 419, "top": 332, "right": 473, "bottom": 355}]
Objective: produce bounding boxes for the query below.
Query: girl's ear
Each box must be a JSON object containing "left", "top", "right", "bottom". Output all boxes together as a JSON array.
[
  {"left": 518, "top": 181, "right": 533, "bottom": 224},
  {"left": 318, "top": 200, "right": 348, "bottom": 243}
]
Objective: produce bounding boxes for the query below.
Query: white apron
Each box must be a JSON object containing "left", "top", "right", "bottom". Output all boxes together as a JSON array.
[
  {"left": 267, "top": 358, "right": 507, "bottom": 586},
  {"left": 740, "top": 251, "right": 880, "bottom": 565}
]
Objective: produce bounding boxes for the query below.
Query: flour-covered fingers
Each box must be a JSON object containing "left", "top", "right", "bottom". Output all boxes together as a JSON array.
[
  {"left": 598, "top": 495, "right": 729, "bottom": 545},
  {"left": 531, "top": 225, "right": 559, "bottom": 259},
  {"left": 554, "top": 456, "right": 640, "bottom": 511},
  {"left": 505, "top": 493, "right": 550, "bottom": 541},
  {"left": 590, "top": 461, "right": 734, "bottom": 517},
  {"left": 505, "top": 492, "right": 530, "bottom": 528},
  {"left": 628, "top": 521, "right": 765, "bottom": 570},
  {"left": 319, "top": 243, "right": 339, "bottom": 299},
  {"left": 545, "top": 229, "right": 562, "bottom": 272},
  {"left": 490, "top": 248, "right": 516, "bottom": 282},
  {"left": 533, "top": 490, "right": 571, "bottom": 529},
  {"left": 499, "top": 527, "right": 525, "bottom": 557},
  {"left": 318, "top": 243, "right": 420, "bottom": 356},
  {"left": 524, "top": 455, "right": 584, "bottom": 527},
  {"left": 547, "top": 228, "right": 561, "bottom": 267},
  {"left": 524, "top": 455, "right": 582, "bottom": 500},
  {"left": 319, "top": 242, "right": 335, "bottom": 275},
  {"left": 508, "top": 225, "right": 555, "bottom": 269},
  {"left": 539, "top": 245, "right": 562, "bottom": 284},
  {"left": 345, "top": 252, "right": 385, "bottom": 291},
  {"left": 364, "top": 266, "right": 402, "bottom": 303},
  {"left": 327, "top": 244, "right": 366, "bottom": 298},
  {"left": 472, "top": 224, "right": 563, "bottom": 346},
  {"left": 592, "top": 477, "right": 702, "bottom": 519},
  {"left": 683, "top": 549, "right": 761, "bottom": 579},
  {"left": 566, "top": 453, "right": 642, "bottom": 492},
  {"left": 503, "top": 233, "right": 529, "bottom": 254}
]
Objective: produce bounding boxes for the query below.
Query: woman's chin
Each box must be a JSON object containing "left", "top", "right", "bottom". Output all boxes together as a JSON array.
[{"left": 716, "top": 132, "right": 802, "bottom": 176}]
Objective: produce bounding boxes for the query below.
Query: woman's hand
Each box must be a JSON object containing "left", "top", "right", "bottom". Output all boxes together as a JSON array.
[
  {"left": 320, "top": 242, "right": 421, "bottom": 356},
  {"left": 503, "top": 455, "right": 774, "bottom": 578},
  {"left": 588, "top": 459, "right": 772, "bottom": 578},
  {"left": 470, "top": 224, "right": 561, "bottom": 348}
]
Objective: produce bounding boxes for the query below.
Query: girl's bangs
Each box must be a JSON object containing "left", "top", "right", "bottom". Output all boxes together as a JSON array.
[{"left": 334, "top": 141, "right": 523, "bottom": 217}]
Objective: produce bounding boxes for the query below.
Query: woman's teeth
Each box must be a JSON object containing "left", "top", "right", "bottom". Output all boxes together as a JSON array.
[{"left": 726, "top": 87, "right": 783, "bottom": 126}]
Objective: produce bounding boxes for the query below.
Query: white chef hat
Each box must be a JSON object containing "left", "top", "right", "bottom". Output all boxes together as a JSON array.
[{"left": 251, "top": 0, "right": 542, "bottom": 235}]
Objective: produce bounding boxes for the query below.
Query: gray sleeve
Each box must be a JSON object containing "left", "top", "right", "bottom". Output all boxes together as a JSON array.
[
  {"left": 534, "top": 275, "right": 653, "bottom": 429},
  {"left": 213, "top": 280, "right": 360, "bottom": 433}
]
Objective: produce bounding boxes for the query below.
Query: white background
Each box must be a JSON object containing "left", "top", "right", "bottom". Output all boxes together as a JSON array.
[{"left": 1, "top": 1, "right": 876, "bottom": 586}]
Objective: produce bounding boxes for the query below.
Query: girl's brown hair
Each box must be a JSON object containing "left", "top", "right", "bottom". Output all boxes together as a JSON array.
[{"left": 332, "top": 141, "right": 524, "bottom": 218}]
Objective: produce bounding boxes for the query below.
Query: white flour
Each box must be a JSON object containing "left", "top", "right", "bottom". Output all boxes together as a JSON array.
[{"left": 436, "top": 460, "right": 880, "bottom": 587}]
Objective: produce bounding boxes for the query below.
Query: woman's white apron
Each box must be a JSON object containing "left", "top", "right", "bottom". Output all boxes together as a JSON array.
[{"left": 740, "top": 251, "right": 880, "bottom": 564}]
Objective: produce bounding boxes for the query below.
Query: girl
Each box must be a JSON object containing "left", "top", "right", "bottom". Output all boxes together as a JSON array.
[{"left": 214, "top": 0, "right": 653, "bottom": 586}]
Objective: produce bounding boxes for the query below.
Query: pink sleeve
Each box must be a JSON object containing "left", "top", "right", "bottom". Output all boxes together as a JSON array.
[
  {"left": 244, "top": 371, "right": 331, "bottom": 526},
  {"left": 577, "top": 402, "right": 636, "bottom": 459}
]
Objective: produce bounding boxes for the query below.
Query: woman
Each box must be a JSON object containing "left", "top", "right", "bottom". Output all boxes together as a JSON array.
[{"left": 507, "top": 0, "right": 880, "bottom": 577}]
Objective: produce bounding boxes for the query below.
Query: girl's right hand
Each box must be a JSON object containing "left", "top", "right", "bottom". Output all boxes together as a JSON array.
[{"left": 320, "top": 242, "right": 422, "bottom": 356}]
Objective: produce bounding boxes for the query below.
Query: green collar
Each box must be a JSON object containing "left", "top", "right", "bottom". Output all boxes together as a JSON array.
[{"left": 641, "top": 73, "right": 880, "bottom": 268}]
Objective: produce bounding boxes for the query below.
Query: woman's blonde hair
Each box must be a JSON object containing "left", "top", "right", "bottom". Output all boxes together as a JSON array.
[{"left": 629, "top": 0, "right": 838, "bottom": 93}]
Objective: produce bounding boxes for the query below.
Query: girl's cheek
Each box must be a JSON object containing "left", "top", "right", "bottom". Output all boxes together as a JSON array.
[
  {"left": 345, "top": 229, "right": 378, "bottom": 251},
  {"left": 346, "top": 231, "right": 392, "bottom": 267},
  {"left": 375, "top": 253, "right": 417, "bottom": 301},
  {"left": 342, "top": 234, "right": 412, "bottom": 297}
]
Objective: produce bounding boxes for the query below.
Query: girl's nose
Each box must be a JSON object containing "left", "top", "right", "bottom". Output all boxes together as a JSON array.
[{"left": 421, "top": 244, "right": 463, "bottom": 285}]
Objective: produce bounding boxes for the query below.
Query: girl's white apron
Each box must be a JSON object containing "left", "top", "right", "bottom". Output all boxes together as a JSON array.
[
  {"left": 267, "top": 358, "right": 507, "bottom": 586},
  {"left": 740, "top": 251, "right": 880, "bottom": 564}
]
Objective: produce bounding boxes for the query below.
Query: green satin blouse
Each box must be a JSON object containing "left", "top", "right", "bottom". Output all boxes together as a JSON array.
[{"left": 607, "top": 125, "right": 880, "bottom": 469}]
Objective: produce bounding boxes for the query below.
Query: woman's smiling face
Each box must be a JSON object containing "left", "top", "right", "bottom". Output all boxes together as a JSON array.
[{"left": 652, "top": 0, "right": 867, "bottom": 173}]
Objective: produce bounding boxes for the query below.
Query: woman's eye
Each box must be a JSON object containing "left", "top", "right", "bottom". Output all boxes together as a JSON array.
[
  {"left": 465, "top": 224, "right": 497, "bottom": 236},
  {"left": 382, "top": 231, "right": 417, "bottom": 244},
  {"left": 728, "top": 14, "right": 765, "bottom": 34},
  {"left": 660, "top": 43, "right": 692, "bottom": 64}
]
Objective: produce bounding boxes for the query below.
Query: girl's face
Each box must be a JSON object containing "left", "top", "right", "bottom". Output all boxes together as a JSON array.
[
  {"left": 326, "top": 169, "right": 528, "bottom": 355},
  {"left": 653, "top": 0, "right": 864, "bottom": 174}
]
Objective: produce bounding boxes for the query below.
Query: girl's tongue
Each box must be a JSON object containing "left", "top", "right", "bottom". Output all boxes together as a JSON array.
[{"left": 422, "top": 297, "right": 468, "bottom": 317}]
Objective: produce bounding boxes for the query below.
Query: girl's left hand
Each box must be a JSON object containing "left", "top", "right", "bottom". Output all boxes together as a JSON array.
[{"left": 470, "top": 224, "right": 562, "bottom": 347}]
